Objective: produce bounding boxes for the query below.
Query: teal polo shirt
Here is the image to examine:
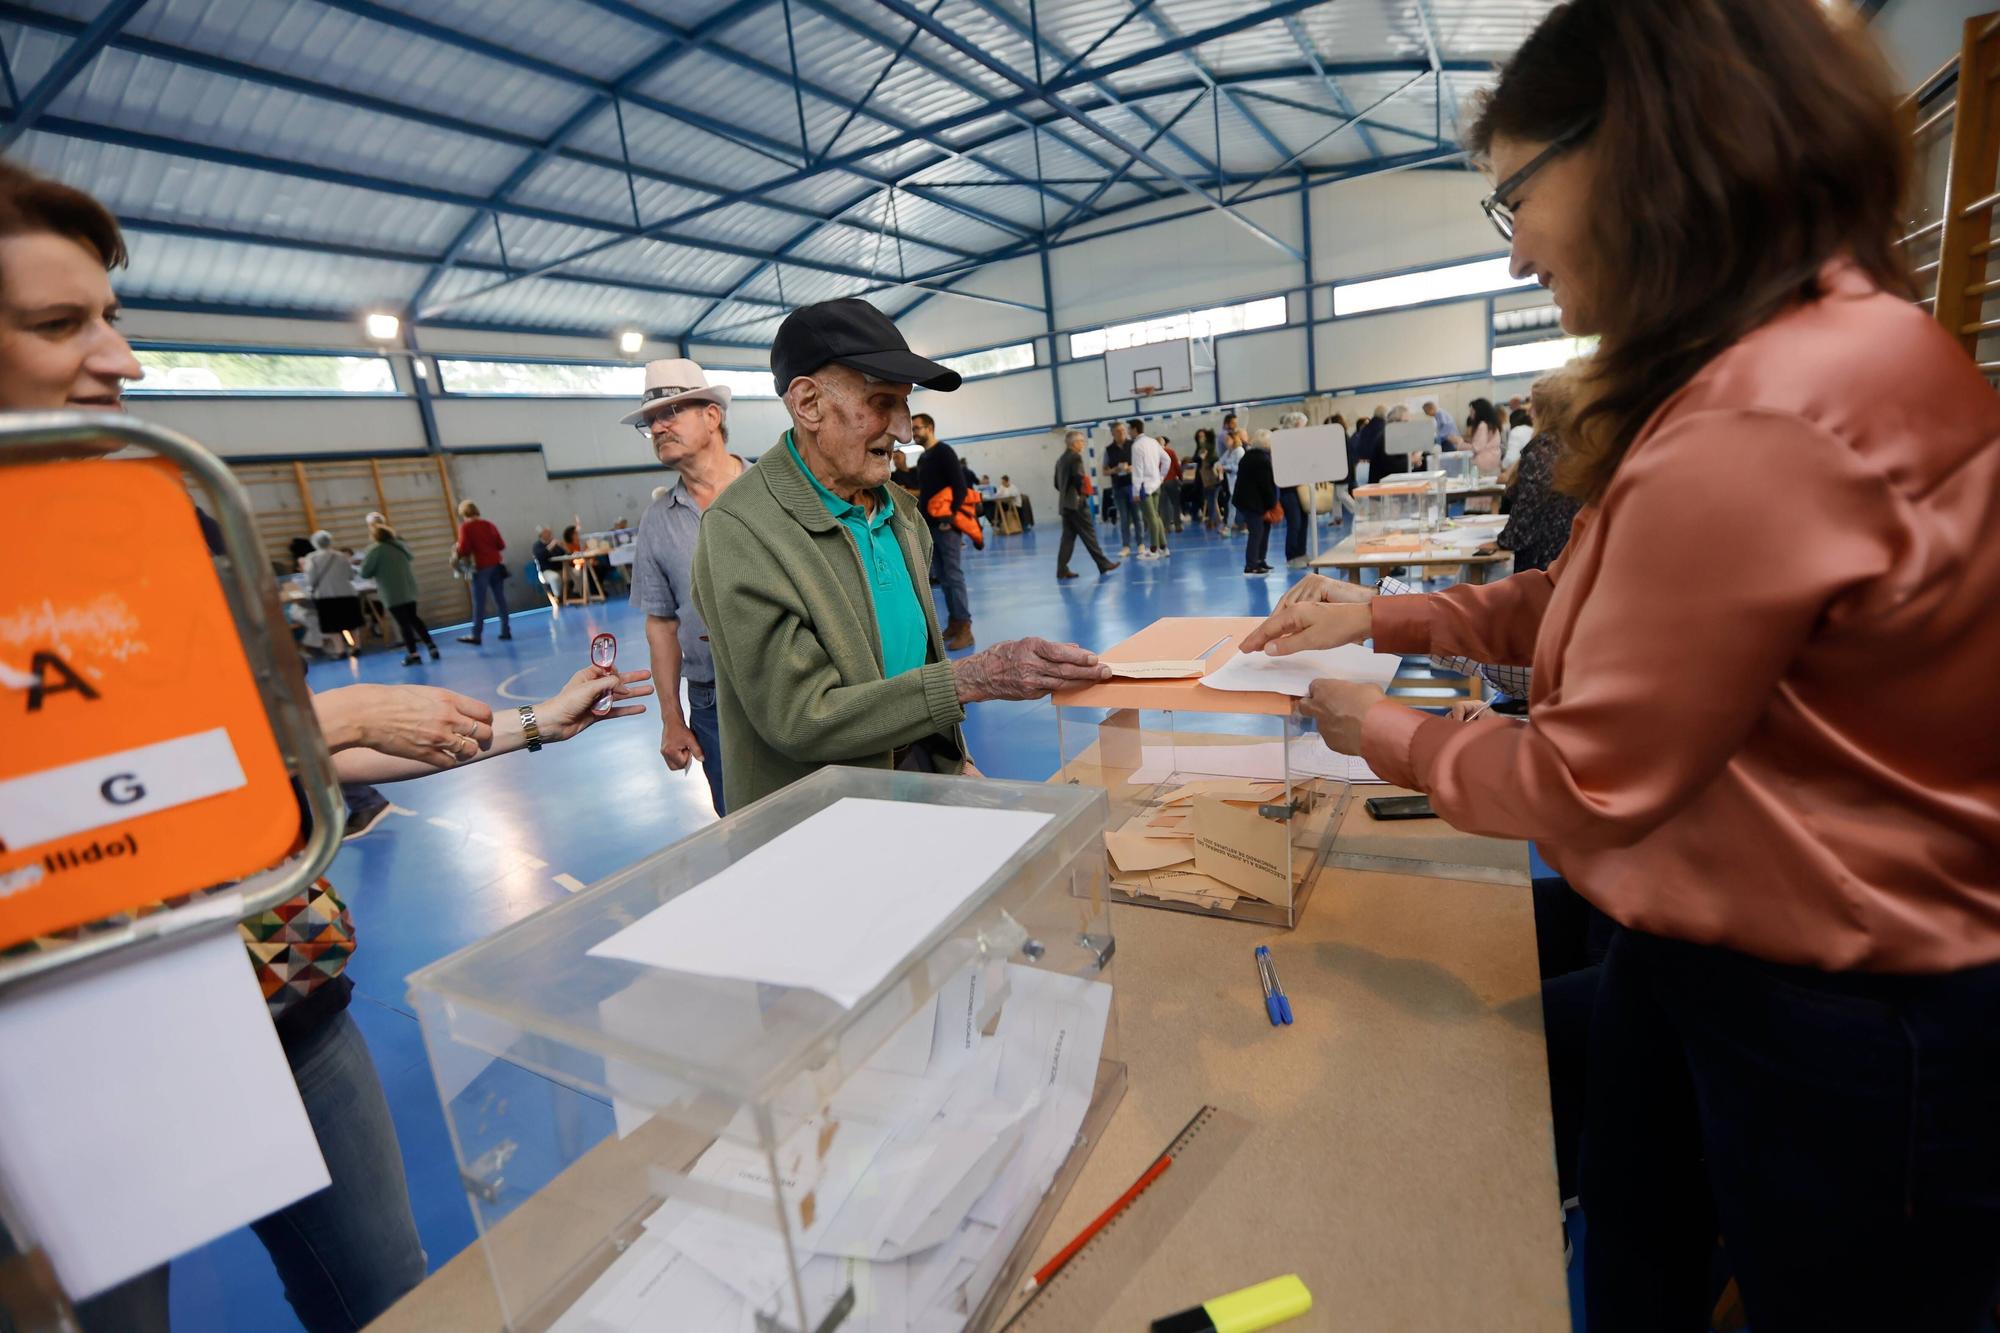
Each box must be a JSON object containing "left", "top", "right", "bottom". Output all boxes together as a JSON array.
[{"left": 785, "top": 432, "right": 930, "bottom": 677}]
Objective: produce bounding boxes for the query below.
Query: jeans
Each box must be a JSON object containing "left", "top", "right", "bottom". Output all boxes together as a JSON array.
[
  {"left": 1139, "top": 491, "right": 1166, "bottom": 550},
  {"left": 1057, "top": 506, "right": 1113, "bottom": 574},
  {"left": 1114, "top": 487, "right": 1138, "bottom": 551},
  {"left": 929, "top": 523, "right": 971, "bottom": 625},
  {"left": 76, "top": 1009, "right": 426, "bottom": 1333},
  {"left": 468, "top": 564, "right": 509, "bottom": 640},
  {"left": 685, "top": 682, "right": 725, "bottom": 816},
  {"left": 1240, "top": 506, "right": 1271, "bottom": 569},
  {"left": 1203, "top": 483, "right": 1225, "bottom": 526},
  {"left": 1581, "top": 928, "right": 2000, "bottom": 1333},
  {"left": 1280, "top": 487, "right": 1307, "bottom": 561}
]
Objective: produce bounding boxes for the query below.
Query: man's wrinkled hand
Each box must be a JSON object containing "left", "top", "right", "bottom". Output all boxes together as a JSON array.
[{"left": 953, "top": 637, "right": 1111, "bottom": 703}]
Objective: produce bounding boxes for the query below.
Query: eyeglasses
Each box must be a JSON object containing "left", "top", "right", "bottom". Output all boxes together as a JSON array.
[
  {"left": 632, "top": 400, "right": 706, "bottom": 436},
  {"left": 1479, "top": 120, "right": 1595, "bottom": 242}
]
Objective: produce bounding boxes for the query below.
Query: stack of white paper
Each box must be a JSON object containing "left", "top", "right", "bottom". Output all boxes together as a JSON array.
[
  {"left": 550, "top": 963, "right": 1111, "bottom": 1332},
  {"left": 1201, "top": 642, "right": 1403, "bottom": 698}
]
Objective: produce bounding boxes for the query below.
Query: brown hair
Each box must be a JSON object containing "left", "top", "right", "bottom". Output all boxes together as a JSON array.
[
  {"left": 0, "top": 159, "right": 127, "bottom": 281},
  {"left": 458, "top": 500, "right": 480, "bottom": 519},
  {"left": 1469, "top": 0, "right": 1912, "bottom": 502}
]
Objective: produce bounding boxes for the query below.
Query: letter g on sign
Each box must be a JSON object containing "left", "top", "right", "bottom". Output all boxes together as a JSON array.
[{"left": 101, "top": 773, "right": 146, "bottom": 805}]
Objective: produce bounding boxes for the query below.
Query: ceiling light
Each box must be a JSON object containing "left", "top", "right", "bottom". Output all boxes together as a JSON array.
[
  {"left": 364, "top": 312, "right": 400, "bottom": 341},
  {"left": 618, "top": 329, "right": 645, "bottom": 356}
]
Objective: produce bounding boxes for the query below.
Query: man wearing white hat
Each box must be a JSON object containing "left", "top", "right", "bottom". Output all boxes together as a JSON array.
[{"left": 626, "top": 358, "right": 745, "bottom": 815}]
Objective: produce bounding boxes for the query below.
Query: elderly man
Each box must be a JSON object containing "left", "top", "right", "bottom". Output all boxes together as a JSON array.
[
  {"left": 625, "top": 358, "right": 745, "bottom": 815},
  {"left": 1054, "top": 430, "right": 1118, "bottom": 582},
  {"left": 692, "top": 298, "right": 1110, "bottom": 810}
]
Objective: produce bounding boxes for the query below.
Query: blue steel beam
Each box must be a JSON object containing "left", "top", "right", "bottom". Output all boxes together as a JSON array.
[
  {"left": 568, "top": 0, "right": 1116, "bottom": 213},
  {"left": 1047, "top": 90, "right": 1208, "bottom": 240},
  {"left": 0, "top": 29, "right": 21, "bottom": 108},
  {"left": 956, "top": 0, "right": 1225, "bottom": 183},
  {"left": 1124, "top": 4, "right": 1298, "bottom": 165},
  {"left": 1047, "top": 0, "right": 1159, "bottom": 86},
  {"left": 1280, "top": 14, "right": 1384, "bottom": 160},
  {"left": 0, "top": 1, "right": 988, "bottom": 261},
  {"left": 785, "top": 0, "right": 1156, "bottom": 203},
  {"left": 0, "top": 0, "right": 148, "bottom": 150},
  {"left": 408, "top": 13, "right": 732, "bottom": 315},
  {"left": 1407, "top": 0, "right": 1462, "bottom": 140},
  {"left": 308, "top": 0, "right": 1075, "bottom": 238},
  {"left": 1224, "top": 72, "right": 1429, "bottom": 204},
  {"left": 867, "top": 0, "right": 1304, "bottom": 261},
  {"left": 1234, "top": 85, "right": 1441, "bottom": 148}
]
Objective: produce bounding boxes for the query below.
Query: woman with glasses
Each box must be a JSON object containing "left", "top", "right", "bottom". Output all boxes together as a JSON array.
[{"left": 1247, "top": 2, "right": 2000, "bottom": 1328}]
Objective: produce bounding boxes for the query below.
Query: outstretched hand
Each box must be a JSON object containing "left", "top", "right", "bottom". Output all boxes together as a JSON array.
[
  {"left": 1274, "top": 573, "right": 1376, "bottom": 610},
  {"left": 538, "top": 666, "right": 652, "bottom": 742},
  {"left": 953, "top": 637, "right": 1111, "bottom": 702}
]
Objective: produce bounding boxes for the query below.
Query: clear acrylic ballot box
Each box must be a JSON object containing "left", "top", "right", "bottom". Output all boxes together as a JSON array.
[
  {"left": 1053, "top": 618, "right": 1356, "bottom": 929},
  {"left": 1352, "top": 471, "right": 1447, "bottom": 542},
  {"left": 407, "top": 767, "right": 1123, "bottom": 1333}
]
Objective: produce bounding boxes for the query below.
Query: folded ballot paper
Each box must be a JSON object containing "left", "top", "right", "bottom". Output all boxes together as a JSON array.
[{"left": 550, "top": 960, "right": 1111, "bottom": 1333}]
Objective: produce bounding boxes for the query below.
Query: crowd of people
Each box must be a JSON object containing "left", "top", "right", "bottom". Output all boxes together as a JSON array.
[{"left": 8, "top": 1, "right": 2000, "bottom": 1329}]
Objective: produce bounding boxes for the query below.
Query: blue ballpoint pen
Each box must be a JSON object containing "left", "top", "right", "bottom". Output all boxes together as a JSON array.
[{"left": 1255, "top": 946, "right": 1294, "bottom": 1025}]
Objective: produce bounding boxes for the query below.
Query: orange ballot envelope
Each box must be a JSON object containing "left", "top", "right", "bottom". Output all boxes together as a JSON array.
[{"left": 0, "top": 458, "right": 300, "bottom": 948}]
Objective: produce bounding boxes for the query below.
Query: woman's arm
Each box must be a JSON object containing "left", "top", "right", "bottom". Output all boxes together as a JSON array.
[{"left": 316, "top": 668, "right": 651, "bottom": 784}]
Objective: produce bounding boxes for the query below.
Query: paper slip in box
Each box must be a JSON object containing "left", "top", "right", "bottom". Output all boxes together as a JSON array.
[{"left": 1191, "top": 798, "right": 1292, "bottom": 906}]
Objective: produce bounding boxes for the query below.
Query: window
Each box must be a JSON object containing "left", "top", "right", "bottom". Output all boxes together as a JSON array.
[
  {"left": 130, "top": 350, "right": 396, "bottom": 394},
  {"left": 937, "top": 342, "right": 1035, "bottom": 380},
  {"left": 435, "top": 359, "right": 643, "bottom": 396},
  {"left": 1067, "top": 296, "right": 1286, "bottom": 359},
  {"left": 1492, "top": 303, "right": 1561, "bottom": 335},
  {"left": 1332, "top": 256, "right": 1535, "bottom": 318},
  {"left": 705, "top": 368, "right": 778, "bottom": 398},
  {"left": 1491, "top": 335, "right": 1598, "bottom": 377}
]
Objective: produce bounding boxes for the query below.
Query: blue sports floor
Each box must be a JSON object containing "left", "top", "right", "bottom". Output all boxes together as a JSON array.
[{"left": 169, "top": 512, "right": 1588, "bottom": 1330}]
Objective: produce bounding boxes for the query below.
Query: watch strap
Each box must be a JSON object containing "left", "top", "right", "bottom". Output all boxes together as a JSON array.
[{"left": 518, "top": 704, "right": 543, "bottom": 752}]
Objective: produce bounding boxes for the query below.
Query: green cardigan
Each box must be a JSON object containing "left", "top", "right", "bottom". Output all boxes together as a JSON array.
[
  {"left": 691, "top": 436, "right": 967, "bottom": 811},
  {"left": 359, "top": 537, "right": 419, "bottom": 607}
]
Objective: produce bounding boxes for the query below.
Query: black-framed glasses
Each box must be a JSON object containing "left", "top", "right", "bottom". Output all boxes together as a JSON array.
[
  {"left": 632, "top": 399, "right": 706, "bottom": 436},
  {"left": 1480, "top": 120, "right": 1595, "bottom": 242}
]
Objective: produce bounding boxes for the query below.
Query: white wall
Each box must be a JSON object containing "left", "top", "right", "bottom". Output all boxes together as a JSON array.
[{"left": 1871, "top": 0, "right": 1990, "bottom": 86}]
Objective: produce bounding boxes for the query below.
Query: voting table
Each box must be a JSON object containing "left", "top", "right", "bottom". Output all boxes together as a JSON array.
[
  {"left": 372, "top": 785, "right": 1565, "bottom": 1331},
  {"left": 1310, "top": 535, "right": 1512, "bottom": 586}
]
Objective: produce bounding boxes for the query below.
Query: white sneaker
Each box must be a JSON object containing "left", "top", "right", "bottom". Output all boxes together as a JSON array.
[{"left": 1119, "top": 545, "right": 1131, "bottom": 556}]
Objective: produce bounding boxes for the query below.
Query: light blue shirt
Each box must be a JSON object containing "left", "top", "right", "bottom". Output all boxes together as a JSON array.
[{"left": 1432, "top": 407, "right": 1460, "bottom": 445}]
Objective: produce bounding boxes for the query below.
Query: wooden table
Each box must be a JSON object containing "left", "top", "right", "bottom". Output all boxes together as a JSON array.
[
  {"left": 558, "top": 551, "right": 606, "bottom": 606},
  {"left": 370, "top": 793, "right": 1564, "bottom": 1332},
  {"left": 1310, "top": 535, "right": 1512, "bottom": 586}
]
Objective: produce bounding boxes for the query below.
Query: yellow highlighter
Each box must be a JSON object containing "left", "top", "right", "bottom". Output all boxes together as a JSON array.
[{"left": 1150, "top": 1274, "right": 1313, "bottom": 1333}]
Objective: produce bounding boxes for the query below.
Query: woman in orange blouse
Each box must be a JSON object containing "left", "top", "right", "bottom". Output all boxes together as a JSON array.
[{"left": 1250, "top": 2, "right": 2000, "bottom": 1328}]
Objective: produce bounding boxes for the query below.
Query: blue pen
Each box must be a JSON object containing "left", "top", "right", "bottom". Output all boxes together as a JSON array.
[{"left": 1255, "top": 946, "right": 1294, "bottom": 1026}]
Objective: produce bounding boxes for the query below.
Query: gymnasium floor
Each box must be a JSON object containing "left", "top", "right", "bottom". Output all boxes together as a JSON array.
[{"left": 169, "top": 511, "right": 1584, "bottom": 1330}]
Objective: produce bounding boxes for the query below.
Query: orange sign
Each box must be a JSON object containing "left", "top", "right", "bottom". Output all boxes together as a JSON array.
[{"left": 0, "top": 457, "right": 299, "bottom": 948}]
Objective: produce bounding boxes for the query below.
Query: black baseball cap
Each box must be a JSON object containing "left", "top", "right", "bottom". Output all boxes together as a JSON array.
[{"left": 770, "top": 297, "right": 962, "bottom": 396}]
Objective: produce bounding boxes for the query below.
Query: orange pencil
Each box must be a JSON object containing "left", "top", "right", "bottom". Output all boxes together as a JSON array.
[{"left": 1021, "top": 1147, "right": 1174, "bottom": 1294}]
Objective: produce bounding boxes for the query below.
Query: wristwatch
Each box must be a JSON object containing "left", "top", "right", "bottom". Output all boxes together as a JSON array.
[{"left": 518, "top": 704, "right": 543, "bottom": 753}]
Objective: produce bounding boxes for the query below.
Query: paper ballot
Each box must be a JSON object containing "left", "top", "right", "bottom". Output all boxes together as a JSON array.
[
  {"left": 0, "top": 930, "right": 329, "bottom": 1299},
  {"left": 588, "top": 799, "right": 1053, "bottom": 1007},
  {"left": 551, "top": 962, "right": 1110, "bottom": 1332},
  {"left": 1202, "top": 641, "right": 1403, "bottom": 697}
]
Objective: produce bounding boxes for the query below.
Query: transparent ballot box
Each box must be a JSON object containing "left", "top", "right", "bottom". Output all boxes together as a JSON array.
[
  {"left": 1435, "top": 449, "right": 1476, "bottom": 484},
  {"left": 1351, "top": 471, "right": 1446, "bottom": 544},
  {"left": 407, "top": 767, "right": 1123, "bottom": 1333},
  {"left": 1053, "top": 619, "right": 1358, "bottom": 929}
]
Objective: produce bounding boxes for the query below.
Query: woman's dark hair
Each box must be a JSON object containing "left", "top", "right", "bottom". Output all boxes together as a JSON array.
[
  {"left": 1467, "top": 397, "right": 1504, "bottom": 434},
  {"left": 562, "top": 524, "right": 579, "bottom": 546},
  {"left": 1468, "top": 0, "right": 1911, "bottom": 501},
  {"left": 0, "top": 159, "right": 127, "bottom": 286},
  {"left": 1510, "top": 408, "right": 1533, "bottom": 429}
]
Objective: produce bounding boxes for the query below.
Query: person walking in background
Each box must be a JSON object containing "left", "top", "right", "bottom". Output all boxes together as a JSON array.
[
  {"left": 1276, "top": 409, "right": 1312, "bottom": 567},
  {"left": 912, "top": 411, "right": 975, "bottom": 650},
  {"left": 1220, "top": 427, "right": 1246, "bottom": 534},
  {"left": 1054, "top": 430, "right": 1118, "bottom": 581},
  {"left": 1102, "top": 419, "right": 1137, "bottom": 555},
  {"left": 1349, "top": 405, "right": 1388, "bottom": 486},
  {"left": 361, "top": 520, "right": 436, "bottom": 667},
  {"left": 1194, "top": 427, "right": 1224, "bottom": 529},
  {"left": 1129, "top": 418, "right": 1169, "bottom": 558},
  {"left": 453, "top": 499, "right": 510, "bottom": 645},
  {"left": 1497, "top": 372, "right": 1582, "bottom": 572},
  {"left": 1158, "top": 435, "right": 1184, "bottom": 533},
  {"left": 1502, "top": 406, "right": 1535, "bottom": 477},
  {"left": 1233, "top": 428, "right": 1278, "bottom": 575},
  {"left": 1422, "top": 398, "right": 1463, "bottom": 453}
]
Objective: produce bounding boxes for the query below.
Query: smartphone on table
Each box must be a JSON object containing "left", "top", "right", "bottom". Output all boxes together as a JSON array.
[{"left": 1364, "top": 794, "right": 1437, "bottom": 821}]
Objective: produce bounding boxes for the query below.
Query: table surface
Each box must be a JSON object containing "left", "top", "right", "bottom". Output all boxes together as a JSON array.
[
  {"left": 1311, "top": 534, "right": 1511, "bottom": 570},
  {"left": 371, "top": 798, "right": 1565, "bottom": 1333}
]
